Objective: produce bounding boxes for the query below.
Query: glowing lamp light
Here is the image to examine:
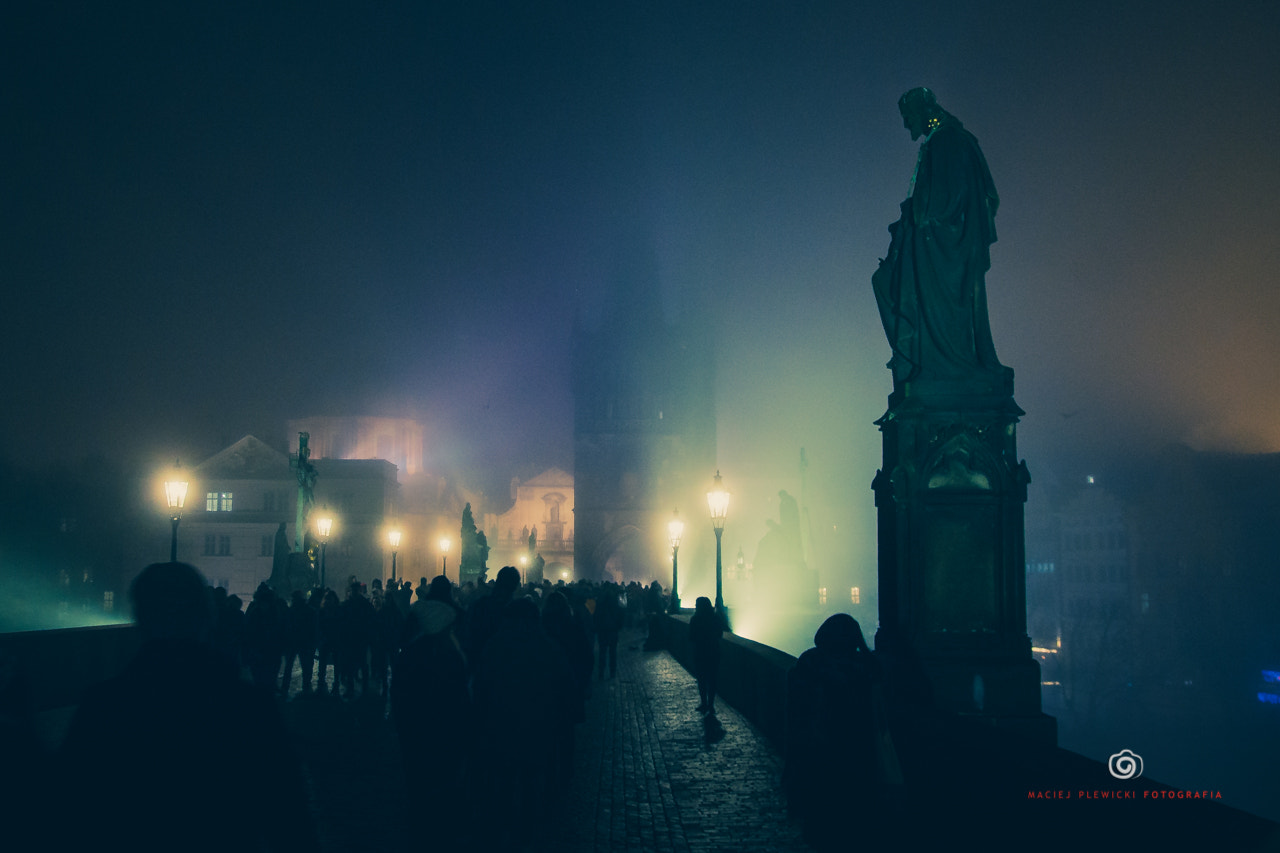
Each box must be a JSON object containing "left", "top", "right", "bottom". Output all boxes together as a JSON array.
[
  {"left": 667, "top": 512, "right": 684, "bottom": 549},
  {"left": 388, "top": 529, "right": 402, "bottom": 549},
  {"left": 164, "top": 463, "right": 188, "bottom": 511},
  {"left": 706, "top": 470, "right": 730, "bottom": 531},
  {"left": 439, "top": 537, "right": 450, "bottom": 554},
  {"left": 316, "top": 515, "right": 334, "bottom": 540}
]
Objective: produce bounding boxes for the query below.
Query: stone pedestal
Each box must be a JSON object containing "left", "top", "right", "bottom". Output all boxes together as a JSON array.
[{"left": 872, "top": 375, "right": 1055, "bottom": 743}]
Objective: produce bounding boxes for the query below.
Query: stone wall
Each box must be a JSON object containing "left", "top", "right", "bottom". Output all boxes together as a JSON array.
[
  {"left": 0, "top": 624, "right": 139, "bottom": 711},
  {"left": 661, "top": 614, "right": 798, "bottom": 750}
]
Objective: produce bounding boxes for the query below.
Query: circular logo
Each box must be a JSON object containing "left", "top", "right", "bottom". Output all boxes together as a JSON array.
[{"left": 1108, "top": 749, "right": 1144, "bottom": 780}]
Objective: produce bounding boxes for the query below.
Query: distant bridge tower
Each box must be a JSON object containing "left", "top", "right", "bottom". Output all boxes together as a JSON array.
[{"left": 572, "top": 265, "right": 716, "bottom": 585}]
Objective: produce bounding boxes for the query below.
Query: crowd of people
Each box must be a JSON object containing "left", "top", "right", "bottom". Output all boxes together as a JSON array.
[
  {"left": 212, "top": 570, "right": 670, "bottom": 706},
  {"left": 34, "top": 560, "right": 892, "bottom": 852},
  {"left": 49, "top": 562, "right": 680, "bottom": 851}
]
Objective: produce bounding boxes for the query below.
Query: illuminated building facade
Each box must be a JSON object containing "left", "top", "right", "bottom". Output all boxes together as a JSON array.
[
  {"left": 483, "top": 468, "right": 575, "bottom": 580},
  {"left": 176, "top": 435, "right": 399, "bottom": 600}
]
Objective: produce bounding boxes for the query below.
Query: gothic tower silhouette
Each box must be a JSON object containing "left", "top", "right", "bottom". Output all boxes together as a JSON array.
[{"left": 571, "top": 250, "right": 716, "bottom": 584}]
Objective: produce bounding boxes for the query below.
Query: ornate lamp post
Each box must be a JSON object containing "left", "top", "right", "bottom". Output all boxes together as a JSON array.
[
  {"left": 388, "top": 528, "right": 402, "bottom": 585},
  {"left": 315, "top": 512, "right": 334, "bottom": 590},
  {"left": 667, "top": 509, "right": 684, "bottom": 613},
  {"left": 706, "top": 470, "right": 730, "bottom": 618},
  {"left": 439, "top": 537, "right": 451, "bottom": 581},
  {"left": 164, "top": 461, "right": 188, "bottom": 562}
]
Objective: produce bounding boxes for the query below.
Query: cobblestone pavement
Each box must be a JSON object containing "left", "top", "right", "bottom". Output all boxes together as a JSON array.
[
  {"left": 281, "top": 628, "right": 812, "bottom": 852},
  {"left": 566, "top": 633, "right": 810, "bottom": 853}
]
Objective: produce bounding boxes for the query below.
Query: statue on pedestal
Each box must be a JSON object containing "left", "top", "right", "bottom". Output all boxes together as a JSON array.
[{"left": 872, "top": 87, "right": 1010, "bottom": 387}]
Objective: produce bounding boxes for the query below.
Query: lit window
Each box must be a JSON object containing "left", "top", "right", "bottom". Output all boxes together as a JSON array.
[
  {"left": 207, "top": 492, "right": 218, "bottom": 512},
  {"left": 818, "top": 587, "right": 828, "bottom": 605},
  {"left": 851, "top": 586, "right": 861, "bottom": 604},
  {"left": 220, "top": 492, "right": 233, "bottom": 512}
]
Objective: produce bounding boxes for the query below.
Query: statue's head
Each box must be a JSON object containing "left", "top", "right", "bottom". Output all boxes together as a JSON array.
[{"left": 898, "top": 87, "right": 943, "bottom": 140}]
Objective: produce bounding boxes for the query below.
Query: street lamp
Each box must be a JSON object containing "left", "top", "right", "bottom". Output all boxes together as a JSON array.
[
  {"left": 439, "top": 537, "right": 451, "bottom": 581},
  {"left": 706, "top": 470, "right": 730, "bottom": 618},
  {"left": 667, "top": 509, "right": 684, "bottom": 613},
  {"left": 388, "top": 528, "right": 402, "bottom": 585},
  {"left": 164, "top": 460, "right": 188, "bottom": 562},
  {"left": 315, "top": 511, "right": 334, "bottom": 590},
  {"left": 519, "top": 553, "right": 529, "bottom": 584}
]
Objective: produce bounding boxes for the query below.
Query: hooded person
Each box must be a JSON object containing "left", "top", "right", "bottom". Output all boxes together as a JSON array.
[
  {"left": 785, "top": 614, "right": 888, "bottom": 849},
  {"left": 59, "top": 562, "right": 318, "bottom": 852},
  {"left": 390, "top": 599, "right": 469, "bottom": 847}
]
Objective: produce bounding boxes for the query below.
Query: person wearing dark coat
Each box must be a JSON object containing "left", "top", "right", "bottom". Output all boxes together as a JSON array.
[
  {"left": 391, "top": 600, "right": 469, "bottom": 849},
  {"left": 244, "top": 582, "right": 286, "bottom": 693},
  {"left": 316, "top": 589, "right": 341, "bottom": 696},
  {"left": 59, "top": 562, "right": 318, "bottom": 853},
  {"left": 282, "top": 589, "right": 318, "bottom": 697},
  {"left": 472, "top": 597, "right": 577, "bottom": 850},
  {"left": 338, "top": 581, "right": 376, "bottom": 699},
  {"left": 688, "top": 596, "right": 724, "bottom": 714},
  {"left": 784, "top": 614, "right": 886, "bottom": 850},
  {"left": 464, "top": 565, "right": 521, "bottom": 673},
  {"left": 592, "top": 582, "right": 624, "bottom": 678}
]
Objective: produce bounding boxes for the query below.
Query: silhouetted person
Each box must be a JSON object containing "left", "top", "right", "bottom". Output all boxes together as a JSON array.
[
  {"left": 316, "top": 589, "right": 341, "bottom": 696},
  {"left": 60, "top": 562, "right": 317, "bottom": 852},
  {"left": 282, "top": 589, "right": 318, "bottom": 697},
  {"left": 391, "top": 600, "right": 469, "bottom": 850},
  {"left": 338, "top": 581, "right": 375, "bottom": 699},
  {"left": 593, "top": 582, "right": 624, "bottom": 678},
  {"left": 465, "top": 565, "right": 521, "bottom": 672},
  {"left": 643, "top": 580, "right": 665, "bottom": 650},
  {"left": 472, "top": 597, "right": 576, "bottom": 850},
  {"left": 214, "top": 591, "right": 245, "bottom": 673},
  {"left": 244, "top": 581, "right": 286, "bottom": 693},
  {"left": 371, "top": 586, "right": 402, "bottom": 699},
  {"left": 785, "top": 614, "right": 886, "bottom": 850},
  {"left": 689, "top": 596, "right": 724, "bottom": 713},
  {"left": 542, "top": 590, "right": 591, "bottom": 784}
]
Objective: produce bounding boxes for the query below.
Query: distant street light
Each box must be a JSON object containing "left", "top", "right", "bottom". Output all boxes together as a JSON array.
[
  {"left": 164, "top": 460, "right": 188, "bottom": 562},
  {"left": 388, "top": 528, "right": 402, "bottom": 585},
  {"left": 316, "top": 511, "right": 334, "bottom": 590},
  {"left": 667, "top": 510, "right": 684, "bottom": 613},
  {"left": 519, "top": 553, "right": 529, "bottom": 584},
  {"left": 439, "top": 537, "right": 451, "bottom": 581},
  {"left": 706, "top": 470, "right": 730, "bottom": 619}
]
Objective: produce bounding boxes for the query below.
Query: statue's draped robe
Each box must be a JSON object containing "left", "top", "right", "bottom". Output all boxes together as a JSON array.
[{"left": 873, "top": 120, "right": 1007, "bottom": 384}]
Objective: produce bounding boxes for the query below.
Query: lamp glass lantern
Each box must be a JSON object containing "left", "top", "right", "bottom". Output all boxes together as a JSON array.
[
  {"left": 667, "top": 512, "right": 684, "bottom": 549},
  {"left": 706, "top": 471, "right": 730, "bottom": 531}
]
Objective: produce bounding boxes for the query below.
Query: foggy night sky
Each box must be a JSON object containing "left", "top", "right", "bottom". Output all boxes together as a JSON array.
[{"left": 4, "top": 1, "right": 1280, "bottom": 539}]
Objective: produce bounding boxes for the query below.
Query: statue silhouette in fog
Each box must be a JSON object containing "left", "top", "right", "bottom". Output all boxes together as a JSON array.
[{"left": 872, "top": 87, "right": 1010, "bottom": 387}]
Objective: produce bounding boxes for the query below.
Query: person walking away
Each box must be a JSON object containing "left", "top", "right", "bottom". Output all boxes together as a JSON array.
[{"left": 689, "top": 596, "right": 724, "bottom": 714}]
